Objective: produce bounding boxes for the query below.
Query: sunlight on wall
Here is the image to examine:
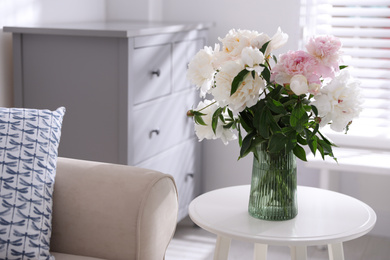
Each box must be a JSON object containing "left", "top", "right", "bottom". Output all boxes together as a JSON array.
[
  {"left": 0, "top": 0, "right": 43, "bottom": 106},
  {"left": 0, "top": 0, "right": 42, "bottom": 25}
]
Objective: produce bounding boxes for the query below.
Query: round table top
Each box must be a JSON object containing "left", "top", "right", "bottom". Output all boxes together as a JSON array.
[{"left": 189, "top": 185, "right": 376, "bottom": 246}]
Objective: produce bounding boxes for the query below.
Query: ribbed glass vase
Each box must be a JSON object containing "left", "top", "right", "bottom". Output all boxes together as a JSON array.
[{"left": 248, "top": 143, "right": 297, "bottom": 221}]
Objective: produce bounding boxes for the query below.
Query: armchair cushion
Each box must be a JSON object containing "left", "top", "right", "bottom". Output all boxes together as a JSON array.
[{"left": 0, "top": 107, "right": 65, "bottom": 260}]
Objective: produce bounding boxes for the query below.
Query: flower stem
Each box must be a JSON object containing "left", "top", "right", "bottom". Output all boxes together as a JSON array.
[{"left": 197, "top": 100, "right": 218, "bottom": 112}]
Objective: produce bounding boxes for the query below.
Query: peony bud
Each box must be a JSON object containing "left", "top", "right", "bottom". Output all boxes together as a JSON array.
[
  {"left": 187, "top": 110, "right": 195, "bottom": 117},
  {"left": 290, "top": 74, "right": 309, "bottom": 95}
]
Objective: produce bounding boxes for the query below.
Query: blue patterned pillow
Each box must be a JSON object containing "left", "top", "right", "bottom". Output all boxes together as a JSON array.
[{"left": 0, "top": 107, "right": 65, "bottom": 260}]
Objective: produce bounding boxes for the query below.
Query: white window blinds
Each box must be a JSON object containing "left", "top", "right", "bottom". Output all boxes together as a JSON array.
[{"left": 300, "top": 0, "right": 390, "bottom": 150}]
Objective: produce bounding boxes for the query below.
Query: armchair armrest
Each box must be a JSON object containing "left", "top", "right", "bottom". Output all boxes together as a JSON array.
[{"left": 50, "top": 157, "right": 178, "bottom": 260}]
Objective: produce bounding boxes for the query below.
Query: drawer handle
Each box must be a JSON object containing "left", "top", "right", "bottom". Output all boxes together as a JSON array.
[
  {"left": 185, "top": 173, "right": 194, "bottom": 181},
  {"left": 149, "top": 129, "right": 160, "bottom": 138},
  {"left": 151, "top": 69, "right": 161, "bottom": 77}
]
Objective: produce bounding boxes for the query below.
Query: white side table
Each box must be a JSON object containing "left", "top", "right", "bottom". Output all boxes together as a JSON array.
[{"left": 189, "top": 185, "right": 376, "bottom": 260}]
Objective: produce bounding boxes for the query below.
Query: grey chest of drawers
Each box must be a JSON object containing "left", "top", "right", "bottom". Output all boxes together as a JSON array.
[{"left": 4, "top": 21, "right": 210, "bottom": 221}]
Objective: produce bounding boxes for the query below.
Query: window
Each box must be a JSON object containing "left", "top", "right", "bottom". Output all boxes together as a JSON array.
[{"left": 300, "top": 0, "right": 390, "bottom": 150}]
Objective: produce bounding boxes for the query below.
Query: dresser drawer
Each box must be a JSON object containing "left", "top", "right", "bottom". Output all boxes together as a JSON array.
[
  {"left": 132, "top": 90, "right": 197, "bottom": 164},
  {"left": 135, "top": 138, "right": 201, "bottom": 222},
  {"left": 133, "top": 44, "right": 172, "bottom": 104},
  {"left": 173, "top": 39, "right": 204, "bottom": 92}
]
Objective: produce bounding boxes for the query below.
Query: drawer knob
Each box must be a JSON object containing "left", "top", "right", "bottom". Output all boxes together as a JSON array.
[
  {"left": 151, "top": 69, "right": 161, "bottom": 77},
  {"left": 149, "top": 129, "right": 160, "bottom": 138},
  {"left": 185, "top": 173, "right": 194, "bottom": 181}
]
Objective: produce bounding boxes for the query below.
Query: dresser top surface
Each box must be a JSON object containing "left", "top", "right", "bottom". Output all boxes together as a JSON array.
[{"left": 3, "top": 21, "right": 213, "bottom": 38}]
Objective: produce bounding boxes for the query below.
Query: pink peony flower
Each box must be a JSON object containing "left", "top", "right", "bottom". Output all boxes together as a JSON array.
[
  {"left": 271, "top": 50, "right": 320, "bottom": 85},
  {"left": 306, "top": 35, "right": 342, "bottom": 78}
]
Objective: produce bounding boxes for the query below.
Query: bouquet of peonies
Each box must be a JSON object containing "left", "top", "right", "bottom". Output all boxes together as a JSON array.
[{"left": 186, "top": 28, "right": 362, "bottom": 161}]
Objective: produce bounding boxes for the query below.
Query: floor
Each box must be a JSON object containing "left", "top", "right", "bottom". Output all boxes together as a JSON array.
[{"left": 166, "top": 218, "right": 390, "bottom": 260}]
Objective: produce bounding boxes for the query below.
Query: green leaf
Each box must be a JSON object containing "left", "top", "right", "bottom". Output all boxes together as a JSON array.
[
  {"left": 311, "top": 105, "right": 318, "bottom": 116},
  {"left": 239, "top": 110, "right": 254, "bottom": 132},
  {"left": 266, "top": 98, "right": 287, "bottom": 115},
  {"left": 285, "top": 129, "right": 297, "bottom": 153},
  {"left": 228, "top": 108, "right": 234, "bottom": 119},
  {"left": 293, "top": 144, "right": 307, "bottom": 161},
  {"left": 258, "top": 106, "right": 270, "bottom": 139},
  {"left": 297, "top": 134, "right": 307, "bottom": 145},
  {"left": 317, "top": 137, "right": 337, "bottom": 161},
  {"left": 211, "top": 107, "right": 223, "bottom": 134},
  {"left": 304, "top": 128, "right": 313, "bottom": 140},
  {"left": 240, "top": 132, "right": 256, "bottom": 158},
  {"left": 272, "top": 54, "right": 278, "bottom": 63},
  {"left": 261, "top": 65, "right": 271, "bottom": 82},
  {"left": 237, "top": 125, "right": 243, "bottom": 147},
  {"left": 269, "top": 116, "right": 282, "bottom": 134},
  {"left": 280, "top": 115, "right": 290, "bottom": 126},
  {"left": 317, "top": 143, "right": 325, "bottom": 160},
  {"left": 269, "top": 84, "right": 284, "bottom": 100},
  {"left": 231, "top": 69, "right": 249, "bottom": 96},
  {"left": 260, "top": 41, "right": 271, "bottom": 55},
  {"left": 304, "top": 126, "right": 319, "bottom": 156},
  {"left": 339, "top": 65, "right": 348, "bottom": 70},
  {"left": 268, "top": 133, "right": 288, "bottom": 153},
  {"left": 194, "top": 115, "right": 207, "bottom": 126},
  {"left": 290, "top": 102, "right": 309, "bottom": 133},
  {"left": 303, "top": 104, "right": 312, "bottom": 112},
  {"left": 318, "top": 131, "right": 336, "bottom": 146},
  {"left": 307, "top": 133, "right": 318, "bottom": 156},
  {"left": 319, "top": 139, "right": 333, "bottom": 155},
  {"left": 312, "top": 123, "right": 319, "bottom": 137},
  {"left": 192, "top": 111, "right": 206, "bottom": 116},
  {"left": 223, "top": 121, "right": 234, "bottom": 129},
  {"left": 219, "top": 114, "right": 225, "bottom": 124}
]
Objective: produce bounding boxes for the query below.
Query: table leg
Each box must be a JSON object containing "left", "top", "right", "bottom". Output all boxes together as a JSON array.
[
  {"left": 254, "top": 243, "right": 268, "bottom": 260},
  {"left": 290, "top": 246, "right": 307, "bottom": 260},
  {"left": 319, "top": 169, "right": 330, "bottom": 190},
  {"left": 213, "top": 235, "right": 231, "bottom": 260},
  {"left": 328, "top": 243, "right": 345, "bottom": 260}
]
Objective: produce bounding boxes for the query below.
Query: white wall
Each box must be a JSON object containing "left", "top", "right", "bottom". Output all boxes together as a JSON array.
[
  {"left": 0, "top": 0, "right": 106, "bottom": 107},
  {"left": 161, "top": 0, "right": 301, "bottom": 50},
  {"left": 106, "top": 0, "right": 162, "bottom": 21}
]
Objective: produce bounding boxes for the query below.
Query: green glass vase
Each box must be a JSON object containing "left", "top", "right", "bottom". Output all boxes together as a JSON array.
[{"left": 248, "top": 143, "right": 297, "bottom": 221}]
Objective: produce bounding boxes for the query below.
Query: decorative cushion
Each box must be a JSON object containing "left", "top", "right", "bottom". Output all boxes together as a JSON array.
[{"left": 0, "top": 107, "right": 65, "bottom": 260}]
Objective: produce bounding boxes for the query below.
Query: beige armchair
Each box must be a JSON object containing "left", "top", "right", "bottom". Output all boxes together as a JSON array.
[{"left": 49, "top": 157, "right": 178, "bottom": 260}]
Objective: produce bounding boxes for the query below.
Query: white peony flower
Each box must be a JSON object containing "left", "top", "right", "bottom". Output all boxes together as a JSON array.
[
  {"left": 241, "top": 47, "right": 265, "bottom": 75},
  {"left": 308, "top": 83, "right": 321, "bottom": 95},
  {"left": 251, "top": 33, "right": 271, "bottom": 50},
  {"left": 264, "top": 27, "right": 289, "bottom": 57},
  {"left": 212, "top": 60, "right": 265, "bottom": 113},
  {"left": 311, "top": 70, "right": 362, "bottom": 132},
  {"left": 187, "top": 46, "right": 216, "bottom": 97},
  {"left": 212, "top": 44, "right": 232, "bottom": 69},
  {"left": 193, "top": 100, "right": 237, "bottom": 145},
  {"left": 290, "top": 74, "right": 309, "bottom": 95},
  {"left": 218, "top": 29, "right": 257, "bottom": 59},
  {"left": 311, "top": 94, "right": 332, "bottom": 126}
]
